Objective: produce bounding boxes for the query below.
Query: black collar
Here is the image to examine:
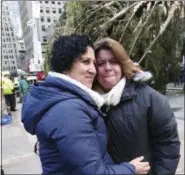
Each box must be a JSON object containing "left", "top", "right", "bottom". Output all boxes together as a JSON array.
[{"left": 120, "top": 80, "right": 137, "bottom": 101}]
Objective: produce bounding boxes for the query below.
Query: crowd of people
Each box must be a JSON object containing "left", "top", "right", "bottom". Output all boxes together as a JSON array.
[{"left": 21, "top": 34, "right": 180, "bottom": 174}]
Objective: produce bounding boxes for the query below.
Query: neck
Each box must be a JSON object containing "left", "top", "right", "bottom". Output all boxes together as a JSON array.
[{"left": 103, "top": 87, "right": 111, "bottom": 93}]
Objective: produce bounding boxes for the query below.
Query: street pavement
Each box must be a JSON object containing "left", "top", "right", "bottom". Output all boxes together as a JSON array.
[
  {"left": 167, "top": 94, "right": 184, "bottom": 174},
  {"left": 1, "top": 101, "right": 42, "bottom": 174},
  {"left": 1, "top": 94, "right": 184, "bottom": 174}
]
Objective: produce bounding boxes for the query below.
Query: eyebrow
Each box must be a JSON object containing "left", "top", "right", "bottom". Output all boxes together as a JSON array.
[
  {"left": 97, "top": 57, "right": 116, "bottom": 61},
  {"left": 81, "top": 57, "right": 96, "bottom": 62}
]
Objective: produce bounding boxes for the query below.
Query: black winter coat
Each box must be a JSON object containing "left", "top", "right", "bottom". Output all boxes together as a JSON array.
[{"left": 103, "top": 81, "right": 180, "bottom": 174}]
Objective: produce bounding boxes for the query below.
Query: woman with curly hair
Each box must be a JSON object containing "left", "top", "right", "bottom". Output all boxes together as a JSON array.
[{"left": 22, "top": 34, "right": 150, "bottom": 174}]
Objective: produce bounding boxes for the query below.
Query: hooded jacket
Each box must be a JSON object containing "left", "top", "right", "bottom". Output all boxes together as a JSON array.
[
  {"left": 21, "top": 73, "right": 136, "bottom": 175},
  {"left": 101, "top": 80, "right": 180, "bottom": 175},
  {"left": 19, "top": 78, "right": 29, "bottom": 95}
]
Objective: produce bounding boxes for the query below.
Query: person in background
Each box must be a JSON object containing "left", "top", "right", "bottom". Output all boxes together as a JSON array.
[
  {"left": 19, "top": 73, "right": 29, "bottom": 99},
  {"left": 9, "top": 75, "right": 17, "bottom": 111},
  {"left": 93, "top": 37, "right": 181, "bottom": 175},
  {"left": 1, "top": 75, "right": 17, "bottom": 111},
  {"left": 21, "top": 34, "right": 150, "bottom": 174}
]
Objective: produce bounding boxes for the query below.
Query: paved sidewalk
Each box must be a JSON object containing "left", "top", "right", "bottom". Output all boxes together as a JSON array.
[
  {"left": 1, "top": 102, "right": 42, "bottom": 174},
  {"left": 1, "top": 96, "right": 184, "bottom": 174},
  {"left": 166, "top": 83, "right": 184, "bottom": 91}
]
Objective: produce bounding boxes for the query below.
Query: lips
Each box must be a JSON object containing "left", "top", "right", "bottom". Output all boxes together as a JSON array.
[
  {"left": 103, "top": 76, "right": 116, "bottom": 82},
  {"left": 86, "top": 77, "right": 94, "bottom": 80},
  {"left": 104, "top": 75, "right": 115, "bottom": 78}
]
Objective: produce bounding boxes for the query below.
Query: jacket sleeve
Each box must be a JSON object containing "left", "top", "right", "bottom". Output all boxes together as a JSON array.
[
  {"left": 45, "top": 102, "right": 135, "bottom": 175},
  {"left": 148, "top": 91, "right": 180, "bottom": 174},
  {"left": 19, "top": 80, "right": 23, "bottom": 93}
]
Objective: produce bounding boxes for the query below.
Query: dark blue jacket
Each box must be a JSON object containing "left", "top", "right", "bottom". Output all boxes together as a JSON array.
[
  {"left": 21, "top": 76, "right": 135, "bottom": 174},
  {"left": 104, "top": 81, "right": 180, "bottom": 174}
]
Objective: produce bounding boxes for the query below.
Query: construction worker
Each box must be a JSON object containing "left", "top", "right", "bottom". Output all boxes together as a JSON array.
[{"left": 1, "top": 75, "right": 17, "bottom": 111}]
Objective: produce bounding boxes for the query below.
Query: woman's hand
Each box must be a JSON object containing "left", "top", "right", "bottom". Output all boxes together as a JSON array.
[{"left": 129, "top": 156, "right": 150, "bottom": 174}]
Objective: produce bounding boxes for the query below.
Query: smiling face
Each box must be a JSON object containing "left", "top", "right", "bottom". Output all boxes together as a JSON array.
[
  {"left": 96, "top": 49, "right": 122, "bottom": 92},
  {"left": 66, "top": 46, "right": 96, "bottom": 88}
]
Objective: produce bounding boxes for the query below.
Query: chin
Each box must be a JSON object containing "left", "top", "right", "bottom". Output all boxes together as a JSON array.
[
  {"left": 107, "top": 83, "right": 116, "bottom": 89},
  {"left": 86, "top": 84, "right": 92, "bottom": 89}
]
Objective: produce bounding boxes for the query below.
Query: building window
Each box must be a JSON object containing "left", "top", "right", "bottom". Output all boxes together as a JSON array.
[
  {"left": 52, "top": 7, "right": 56, "bottom": 13},
  {"left": 43, "top": 36, "right": 47, "bottom": 42},
  {"left": 47, "top": 17, "right": 51, "bottom": 22},
  {"left": 40, "top": 7, "right": 43, "bottom": 13},
  {"left": 45, "top": 1, "right": 48, "bottom": 3},
  {"left": 40, "top": 1, "right": 42, "bottom": 3},
  {"left": 46, "top": 7, "right": 50, "bottom": 13},
  {"left": 58, "top": 2, "right": 61, "bottom": 5},
  {"left": 42, "top": 25, "right": 46, "bottom": 31},
  {"left": 41, "top": 16, "right": 44, "bottom": 22},
  {"left": 58, "top": 8, "right": 62, "bottom": 14},
  {"left": 52, "top": 1, "right": 55, "bottom": 4},
  {"left": 53, "top": 17, "right": 57, "bottom": 23}
]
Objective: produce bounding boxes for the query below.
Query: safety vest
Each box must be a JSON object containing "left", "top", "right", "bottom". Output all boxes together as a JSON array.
[{"left": 1, "top": 77, "right": 14, "bottom": 95}]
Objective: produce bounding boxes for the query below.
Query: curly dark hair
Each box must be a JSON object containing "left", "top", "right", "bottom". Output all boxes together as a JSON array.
[{"left": 50, "top": 34, "right": 93, "bottom": 73}]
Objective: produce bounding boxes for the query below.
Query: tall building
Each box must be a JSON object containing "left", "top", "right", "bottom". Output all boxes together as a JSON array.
[
  {"left": 38, "top": 1, "right": 64, "bottom": 54},
  {"left": 19, "top": 1, "right": 64, "bottom": 72},
  {"left": 17, "top": 39, "right": 26, "bottom": 71},
  {"left": 2, "top": 1, "right": 19, "bottom": 71},
  {"left": 5, "top": 1, "right": 22, "bottom": 37},
  {"left": 19, "top": 1, "right": 33, "bottom": 60}
]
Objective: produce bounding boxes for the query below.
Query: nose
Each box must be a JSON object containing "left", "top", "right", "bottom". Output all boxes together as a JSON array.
[
  {"left": 105, "top": 62, "right": 112, "bottom": 72},
  {"left": 88, "top": 63, "right": 96, "bottom": 75}
]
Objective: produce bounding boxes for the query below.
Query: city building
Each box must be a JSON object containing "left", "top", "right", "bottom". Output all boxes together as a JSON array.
[
  {"left": 5, "top": 1, "right": 22, "bottom": 37},
  {"left": 19, "top": 1, "right": 65, "bottom": 72},
  {"left": 2, "top": 1, "right": 19, "bottom": 71},
  {"left": 19, "top": 1, "right": 33, "bottom": 61},
  {"left": 17, "top": 39, "right": 27, "bottom": 71},
  {"left": 39, "top": 1, "right": 64, "bottom": 54}
]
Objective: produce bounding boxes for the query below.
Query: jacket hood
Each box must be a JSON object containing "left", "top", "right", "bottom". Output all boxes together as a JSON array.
[{"left": 21, "top": 75, "right": 104, "bottom": 135}]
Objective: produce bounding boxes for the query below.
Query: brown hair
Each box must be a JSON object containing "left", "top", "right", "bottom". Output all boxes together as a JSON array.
[{"left": 93, "top": 37, "right": 141, "bottom": 92}]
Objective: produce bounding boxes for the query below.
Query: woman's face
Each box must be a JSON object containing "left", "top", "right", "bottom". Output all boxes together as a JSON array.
[
  {"left": 66, "top": 46, "right": 96, "bottom": 88},
  {"left": 96, "top": 49, "right": 122, "bottom": 92}
]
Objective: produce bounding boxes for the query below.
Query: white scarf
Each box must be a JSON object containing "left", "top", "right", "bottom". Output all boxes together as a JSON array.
[
  {"left": 48, "top": 72, "right": 104, "bottom": 109},
  {"left": 100, "top": 77, "right": 126, "bottom": 106},
  {"left": 100, "top": 70, "right": 152, "bottom": 106}
]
